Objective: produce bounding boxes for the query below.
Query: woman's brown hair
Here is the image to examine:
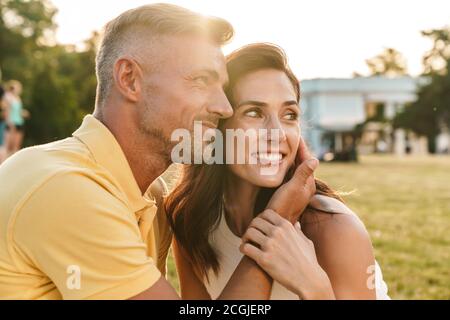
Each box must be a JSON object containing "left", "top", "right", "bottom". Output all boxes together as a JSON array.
[{"left": 165, "top": 43, "right": 343, "bottom": 281}]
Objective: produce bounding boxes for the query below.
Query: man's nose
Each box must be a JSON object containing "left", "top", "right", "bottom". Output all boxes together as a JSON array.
[{"left": 207, "top": 91, "right": 234, "bottom": 119}]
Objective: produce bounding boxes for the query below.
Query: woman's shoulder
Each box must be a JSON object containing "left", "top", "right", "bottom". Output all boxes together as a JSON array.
[
  {"left": 301, "top": 195, "right": 371, "bottom": 247},
  {"left": 301, "top": 195, "right": 380, "bottom": 299},
  {"left": 301, "top": 196, "right": 375, "bottom": 294},
  {"left": 309, "top": 194, "right": 355, "bottom": 215}
]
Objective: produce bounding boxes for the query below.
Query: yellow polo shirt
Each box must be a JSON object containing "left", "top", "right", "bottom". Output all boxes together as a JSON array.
[{"left": 0, "top": 115, "right": 172, "bottom": 299}]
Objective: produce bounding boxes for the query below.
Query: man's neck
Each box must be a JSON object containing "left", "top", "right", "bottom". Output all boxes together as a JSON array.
[
  {"left": 121, "top": 140, "right": 170, "bottom": 194},
  {"left": 94, "top": 107, "right": 170, "bottom": 195}
]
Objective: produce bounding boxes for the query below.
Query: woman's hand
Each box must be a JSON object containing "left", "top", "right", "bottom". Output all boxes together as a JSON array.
[
  {"left": 266, "top": 137, "right": 318, "bottom": 223},
  {"left": 240, "top": 209, "right": 335, "bottom": 300}
]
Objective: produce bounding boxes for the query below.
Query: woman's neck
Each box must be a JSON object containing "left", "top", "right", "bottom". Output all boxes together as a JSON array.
[{"left": 223, "top": 173, "right": 260, "bottom": 237}]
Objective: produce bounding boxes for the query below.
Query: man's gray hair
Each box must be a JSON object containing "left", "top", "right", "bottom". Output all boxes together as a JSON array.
[{"left": 95, "top": 3, "right": 234, "bottom": 106}]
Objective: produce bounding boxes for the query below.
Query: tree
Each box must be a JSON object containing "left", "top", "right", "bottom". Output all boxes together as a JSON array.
[
  {"left": 0, "top": 0, "right": 56, "bottom": 80},
  {"left": 422, "top": 27, "right": 450, "bottom": 75},
  {"left": 393, "top": 27, "right": 450, "bottom": 153},
  {"left": 366, "top": 48, "right": 408, "bottom": 77},
  {"left": 1, "top": 0, "right": 97, "bottom": 145}
]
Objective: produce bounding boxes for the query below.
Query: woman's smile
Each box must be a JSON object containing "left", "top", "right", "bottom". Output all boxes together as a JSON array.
[{"left": 250, "top": 151, "right": 286, "bottom": 166}]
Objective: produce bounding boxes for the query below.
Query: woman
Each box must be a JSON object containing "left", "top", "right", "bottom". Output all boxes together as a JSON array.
[
  {"left": 4, "top": 80, "right": 29, "bottom": 157},
  {"left": 165, "top": 43, "right": 389, "bottom": 300}
]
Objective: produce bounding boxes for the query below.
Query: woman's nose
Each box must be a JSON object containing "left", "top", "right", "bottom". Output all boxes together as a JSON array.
[{"left": 265, "top": 117, "right": 287, "bottom": 142}]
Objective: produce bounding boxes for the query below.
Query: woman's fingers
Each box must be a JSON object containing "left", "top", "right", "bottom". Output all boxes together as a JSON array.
[
  {"left": 292, "top": 158, "right": 319, "bottom": 186},
  {"left": 295, "top": 137, "right": 317, "bottom": 191},
  {"left": 241, "top": 227, "right": 267, "bottom": 248},
  {"left": 243, "top": 211, "right": 313, "bottom": 252},
  {"left": 297, "top": 136, "right": 312, "bottom": 164},
  {"left": 259, "top": 209, "right": 284, "bottom": 226},
  {"left": 239, "top": 242, "right": 264, "bottom": 263},
  {"left": 247, "top": 216, "right": 275, "bottom": 236},
  {"left": 265, "top": 138, "right": 318, "bottom": 223},
  {"left": 294, "top": 221, "right": 312, "bottom": 244}
]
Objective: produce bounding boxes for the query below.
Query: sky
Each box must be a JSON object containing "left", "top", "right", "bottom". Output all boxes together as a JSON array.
[{"left": 51, "top": 0, "right": 450, "bottom": 80}]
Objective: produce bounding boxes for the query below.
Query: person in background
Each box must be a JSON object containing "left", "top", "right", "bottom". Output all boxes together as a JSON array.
[
  {"left": 0, "top": 84, "right": 6, "bottom": 163},
  {"left": 4, "top": 80, "right": 30, "bottom": 157}
]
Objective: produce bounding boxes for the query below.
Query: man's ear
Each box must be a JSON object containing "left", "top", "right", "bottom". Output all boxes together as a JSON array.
[{"left": 113, "top": 57, "right": 143, "bottom": 102}]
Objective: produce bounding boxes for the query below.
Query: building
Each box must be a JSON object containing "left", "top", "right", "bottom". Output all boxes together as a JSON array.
[{"left": 300, "top": 76, "right": 430, "bottom": 160}]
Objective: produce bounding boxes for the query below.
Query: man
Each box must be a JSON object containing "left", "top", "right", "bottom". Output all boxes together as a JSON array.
[{"left": 0, "top": 4, "right": 317, "bottom": 300}]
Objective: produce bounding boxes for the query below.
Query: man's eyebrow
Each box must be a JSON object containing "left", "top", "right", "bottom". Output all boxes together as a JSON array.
[
  {"left": 196, "top": 68, "right": 219, "bottom": 80},
  {"left": 194, "top": 68, "right": 229, "bottom": 87}
]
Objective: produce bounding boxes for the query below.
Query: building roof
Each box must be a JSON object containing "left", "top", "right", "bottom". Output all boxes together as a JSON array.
[{"left": 301, "top": 76, "right": 428, "bottom": 95}]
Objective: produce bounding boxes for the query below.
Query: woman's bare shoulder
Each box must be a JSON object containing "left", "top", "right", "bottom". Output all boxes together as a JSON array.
[
  {"left": 301, "top": 196, "right": 376, "bottom": 299},
  {"left": 301, "top": 195, "right": 370, "bottom": 245}
]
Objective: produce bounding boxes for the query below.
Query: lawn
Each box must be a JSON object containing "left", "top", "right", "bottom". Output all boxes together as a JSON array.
[{"left": 162, "top": 155, "right": 450, "bottom": 300}]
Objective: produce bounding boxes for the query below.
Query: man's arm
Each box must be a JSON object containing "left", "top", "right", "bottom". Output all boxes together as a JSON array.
[
  {"left": 129, "top": 277, "right": 180, "bottom": 300},
  {"left": 14, "top": 172, "right": 171, "bottom": 300},
  {"left": 218, "top": 256, "right": 273, "bottom": 300},
  {"left": 130, "top": 230, "right": 271, "bottom": 300}
]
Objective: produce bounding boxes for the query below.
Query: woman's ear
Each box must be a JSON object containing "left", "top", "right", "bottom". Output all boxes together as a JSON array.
[{"left": 113, "top": 57, "right": 143, "bottom": 103}]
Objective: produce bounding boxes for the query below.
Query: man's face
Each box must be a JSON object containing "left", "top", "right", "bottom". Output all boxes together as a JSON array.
[{"left": 136, "top": 34, "right": 233, "bottom": 158}]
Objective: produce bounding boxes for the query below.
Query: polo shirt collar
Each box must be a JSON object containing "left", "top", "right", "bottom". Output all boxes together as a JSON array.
[{"left": 72, "top": 115, "right": 155, "bottom": 213}]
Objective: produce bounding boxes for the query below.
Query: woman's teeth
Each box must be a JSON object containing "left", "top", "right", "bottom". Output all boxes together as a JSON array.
[{"left": 253, "top": 153, "right": 284, "bottom": 164}]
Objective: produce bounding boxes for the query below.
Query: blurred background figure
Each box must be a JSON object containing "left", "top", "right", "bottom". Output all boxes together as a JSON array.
[
  {"left": 3, "top": 80, "right": 30, "bottom": 158},
  {"left": 0, "top": 83, "right": 6, "bottom": 163}
]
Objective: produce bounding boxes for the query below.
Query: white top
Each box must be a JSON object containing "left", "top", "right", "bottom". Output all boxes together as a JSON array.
[
  {"left": 203, "top": 204, "right": 390, "bottom": 300},
  {"left": 204, "top": 212, "right": 299, "bottom": 300}
]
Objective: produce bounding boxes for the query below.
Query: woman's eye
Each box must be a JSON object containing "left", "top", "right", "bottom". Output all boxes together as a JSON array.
[
  {"left": 245, "top": 110, "right": 262, "bottom": 118},
  {"left": 283, "top": 112, "right": 298, "bottom": 121}
]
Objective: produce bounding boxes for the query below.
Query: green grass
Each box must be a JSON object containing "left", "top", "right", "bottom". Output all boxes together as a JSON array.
[{"left": 163, "top": 155, "right": 450, "bottom": 299}]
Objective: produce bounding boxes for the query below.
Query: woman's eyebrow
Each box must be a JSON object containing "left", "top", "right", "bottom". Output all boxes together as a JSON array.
[
  {"left": 236, "top": 100, "right": 268, "bottom": 108},
  {"left": 283, "top": 100, "right": 299, "bottom": 107},
  {"left": 236, "top": 100, "right": 299, "bottom": 109}
]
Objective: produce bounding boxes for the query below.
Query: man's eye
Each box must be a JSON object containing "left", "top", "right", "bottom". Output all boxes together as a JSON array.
[{"left": 193, "top": 76, "right": 209, "bottom": 85}]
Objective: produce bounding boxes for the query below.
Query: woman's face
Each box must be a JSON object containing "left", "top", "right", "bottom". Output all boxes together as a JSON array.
[{"left": 222, "top": 68, "right": 301, "bottom": 188}]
